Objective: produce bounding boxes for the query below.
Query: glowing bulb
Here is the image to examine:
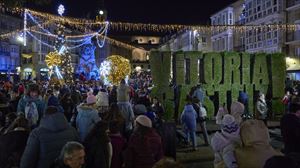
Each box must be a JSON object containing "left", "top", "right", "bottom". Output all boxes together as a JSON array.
[
  {"left": 99, "top": 10, "right": 104, "bottom": 15},
  {"left": 58, "top": 4, "right": 65, "bottom": 16}
]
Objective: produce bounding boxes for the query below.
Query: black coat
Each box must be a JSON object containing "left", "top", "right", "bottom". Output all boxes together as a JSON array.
[
  {"left": 84, "top": 136, "right": 110, "bottom": 168},
  {"left": 281, "top": 113, "right": 300, "bottom": 154},
  {"left": 0, "top": 130, "right": 29, "bottom": 168}
]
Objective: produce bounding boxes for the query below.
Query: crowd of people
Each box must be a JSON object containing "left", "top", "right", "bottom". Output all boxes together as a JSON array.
[
  {"left": 0, "top": 72, "right": 300, "bottom": 168},
  {"left": 0, "top": 70, "right": 182, "bottom": 168}
]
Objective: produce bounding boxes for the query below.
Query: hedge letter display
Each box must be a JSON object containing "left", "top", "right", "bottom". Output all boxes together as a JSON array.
[{"left": 150, "top": 51, "right": 286, "bottom": 120}]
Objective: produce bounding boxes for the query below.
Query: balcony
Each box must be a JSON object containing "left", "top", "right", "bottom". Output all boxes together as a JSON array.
[
  {"left": 234, "top": 45, "right": 245, "bottom": 52},
  {"left": 286, "top": 0, "right": 300, "bottom": 11},
  {"left": 286, "top": 31, "right": 300, "bottom": 45}
]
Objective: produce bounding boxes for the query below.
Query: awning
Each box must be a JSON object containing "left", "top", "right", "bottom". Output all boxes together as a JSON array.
[{"left": 287, "top": 64, "right": 300, "bottom": 71}]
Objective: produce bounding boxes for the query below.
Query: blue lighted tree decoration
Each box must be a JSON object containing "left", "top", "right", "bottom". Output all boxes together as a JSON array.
[{"left": 77, "top": 39, "right": 99, "bottom": 80}]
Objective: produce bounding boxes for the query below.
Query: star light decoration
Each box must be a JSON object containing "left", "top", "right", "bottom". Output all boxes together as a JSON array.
[
  {"left": 57, "top": 4, "right": 65, "bottom": 16},
  {"left": 99, "top": 60, "right": 111, "bottom": 85}
]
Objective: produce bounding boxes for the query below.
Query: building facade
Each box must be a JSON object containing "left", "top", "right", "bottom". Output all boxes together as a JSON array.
[
  {"left": 244, "top": 0, "right": 286, "bottom": 53},
  {"left": 0, "top": 13, "right": 22, "bottom": 79},
  {"left": 210, "top": 0, "right": 244, "bottom": 52},
  {"left": 286, "top": 0, "right": 300, "bottom": 58},
  {"left": 159, "top": 30, "right": 211, "bottom": 52}
]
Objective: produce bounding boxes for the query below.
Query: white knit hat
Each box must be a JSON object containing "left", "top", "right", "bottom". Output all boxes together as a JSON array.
[{"left": 135, "top": 115, "right": 152, "bottom": 128}]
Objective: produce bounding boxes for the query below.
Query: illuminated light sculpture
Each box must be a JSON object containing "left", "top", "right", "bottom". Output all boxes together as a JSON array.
[
  {"left": 99, "top": 55, "right": 131, "bottom": 85},
  {"left": 99, "top": 60, "right": 111, "bottom": 85},
  {"left": 77, "top": 39, "right": 99, "bottom": 80},
  {"left": 57, "top": 4, "right": 65, "bottom": 16},
  {"left": 45, "top": 51, "right": 61, "bottom": 67}
]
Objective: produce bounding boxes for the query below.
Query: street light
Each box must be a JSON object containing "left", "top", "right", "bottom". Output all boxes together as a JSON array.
[
  {"left": 99, "top": 10, "right": 104, "bottom": 15},
  {"left": 17, "top": 34, "right": 24, "bottom": 42}
]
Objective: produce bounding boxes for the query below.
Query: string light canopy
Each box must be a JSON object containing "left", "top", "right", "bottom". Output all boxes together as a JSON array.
[
  {"left": 0, "top": 6, "right": 297, "bottom": 33},
  {"left": 0, "top": 6, "right": 298, "bottom": 51}
]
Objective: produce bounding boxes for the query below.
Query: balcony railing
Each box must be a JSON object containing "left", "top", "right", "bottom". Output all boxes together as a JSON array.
[
  {"left": 287, "top": 31, "right": 300, "bottom": 42},
  {"left": 287, "top": 0, "right": 300, "bottom": 8}
]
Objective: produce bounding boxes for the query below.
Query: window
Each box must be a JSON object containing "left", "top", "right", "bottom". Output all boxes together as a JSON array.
[
  {"left": 267, "top": 8, "right": 272, "bottom": 14},
  {"left": 295, "top": 47, "right": 300, "bottom": 56},
  {"left": 202, "top": 37, "right": 207, "bottom": 43},
  {"left": 185, "top": 58, "right": 190, "bottom": 84},
  {"left": 273, "top": 6, "right": 277, "bottom": 12},
  {"left": 229, "top": 13, "right": 233, "bottom": 25},
  {"left": 274, "top": 31, "right": 278, "bottom": 38},
  {"left": 273, "top": 0, "right": 277, "bottom": 5}
]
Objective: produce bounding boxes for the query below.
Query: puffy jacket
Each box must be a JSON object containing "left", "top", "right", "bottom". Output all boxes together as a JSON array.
[
  {"left": 124, "top": 128, "right": 163, "bottom": 168},
  {"left": 76, "top": 104, "right": 101, "bottom": 141},
  {"left": 20, "top": 113, "right": 79, "bottom": 168},
  {"left": 181, "top": 104, "right": 197, "bottom": 132}
]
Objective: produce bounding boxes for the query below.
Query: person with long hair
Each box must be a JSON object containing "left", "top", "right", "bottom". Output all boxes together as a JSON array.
[
  {"left": 84, "top": 121, "right": 112, "bottom": 168},
  {"left": 124, "top": 115, "right": 163, "bottom": 168},
  {"left": 0, "top": 116, "right": 29, "bottom": 168}
]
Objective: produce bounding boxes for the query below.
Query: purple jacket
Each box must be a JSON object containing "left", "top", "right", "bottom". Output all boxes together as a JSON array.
[
  {"left": 181, "top": 104, "right": 197, "bottom": 132},
  {"left": 110, "top": 134, "right": 127, "bottom": 168},
  {"left": 124, "top": 128, "right": 163, "bottom": 168}
]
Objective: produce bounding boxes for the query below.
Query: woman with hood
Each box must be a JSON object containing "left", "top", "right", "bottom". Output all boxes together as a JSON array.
[
  {"left": 211, "top": 114, "right": 241, "bottom": 168},
  {"left": 181, "top": 95, "right": 198, "bottom": 151},
  {"left": 76, "top": 92, "right": 101, "bottom": 141}
]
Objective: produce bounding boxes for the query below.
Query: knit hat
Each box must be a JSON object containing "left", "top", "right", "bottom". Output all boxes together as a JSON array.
[
  {"left": 230, "top": 101, "right": 244, "bottom": 125},
  {"left": 48, "top": 96, "right": 60, "bottom": 106},
  {"left": 86, "top": 92, "right": 97, "bottom": 105},
  {"left": 221, "top": 114, "right": 239, "bottom": 135},
  {"left": 135, "top": 115, "right": 152, "bottom": 128}
]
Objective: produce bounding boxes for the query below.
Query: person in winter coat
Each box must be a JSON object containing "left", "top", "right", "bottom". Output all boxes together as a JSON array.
[
  {"left": 104, "top": 103, "right": 126, "bottom": 134},
  {"left": 192, "top": 84, "right": 205, "bottom": 104},
  {"left": 60, "top": 93, "right": 75, "bottom": 122},
  {"left": 181, "top": 95, "right": 198, "bottom": 150},
  {"left": 96, "top": 88, "right": 109, "bottom": 114},
  {"left": 109, "top": 120, "right": 127, "bottom": 168},
  {"left": 0, "top": 116, "right": 29, "bottom": 168},
  {"left": 211, "top": 114, "right": 241, "bottom": 168},
  {"left": 20, "top": 106, "right": 79, "bottom": 168},
  {"left": 84, "top": 121, "right": 112, "bottom": 168},
  {"left": 117, "top": 79, "right": 135, "bottom": 139},
  {"left": 256, "top": 92, "right": 268, "bottom": 126},
  {"left": 230, "top": 102, "right": 245, "bottom": 126},
  {"left": 235, "top": 119, "right": 282, "bottom": 168},
  {"left": 216, "top": 103, "right": 228, "bottom": 125},
  {"left": 124, "top": 115, "right": 163, "bottom": 168},
  {"left": 280, "top": 102, "right": 300, "bottom": 154},
  {"left": 76, "top": 92, "right": 101, "bottom": 141},
  {"left": 192, "top": 97, "right": 209, "bottom": 146},
  {"left": 17, "top": 84, "right": 46, "bottom": 127},
  {"left": 48, "top": 95, "right": 64, "bottom": 113}
]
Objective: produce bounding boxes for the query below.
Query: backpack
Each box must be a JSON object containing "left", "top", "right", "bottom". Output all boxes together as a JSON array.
[{"left": 25, "top": 101, "right": 39, "bottom": 127}]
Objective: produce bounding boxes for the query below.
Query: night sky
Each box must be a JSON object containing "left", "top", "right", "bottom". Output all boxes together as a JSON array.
[{"left": 34, "top": 0, "right": 237, "bottom": 25}]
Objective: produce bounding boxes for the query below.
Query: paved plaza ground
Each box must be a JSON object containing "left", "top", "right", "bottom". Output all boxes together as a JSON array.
[{"left": 177, "top": 120, "right": 282, "bottom": 168}]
